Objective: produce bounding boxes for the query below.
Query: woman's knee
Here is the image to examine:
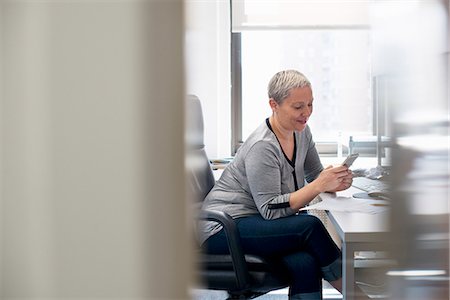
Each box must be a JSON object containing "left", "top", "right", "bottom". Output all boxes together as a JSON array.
[
  {"left": 301, "top": 214, "right": 327, "bottom": 235},
  {"left": 275, "top": 214, "right": 329, "bottom": 243},
  {"left": 307, "top": 214, "right": 325, "bottom": 227}
]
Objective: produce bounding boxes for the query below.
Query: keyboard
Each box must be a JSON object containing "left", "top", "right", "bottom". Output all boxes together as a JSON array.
[{"left": 352, "top": 176, "right": 390, "bottom": 193}]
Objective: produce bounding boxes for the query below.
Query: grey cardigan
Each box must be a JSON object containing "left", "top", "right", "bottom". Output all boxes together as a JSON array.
[{"left": 199, "top": 119, "right": 323, "bottom": 244}]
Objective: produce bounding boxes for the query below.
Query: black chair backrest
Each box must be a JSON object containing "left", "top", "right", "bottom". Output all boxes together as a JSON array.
[
  {"left": 185, "top": 95, "right": 216, "bottom": 203},
  {"left": 186, "top": 96, "right": 289, "bottom": 297}
]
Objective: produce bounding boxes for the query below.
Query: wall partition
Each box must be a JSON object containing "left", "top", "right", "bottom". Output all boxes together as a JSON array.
[{"left": 0, "top": 1, "right": 189, "bottom": 299}]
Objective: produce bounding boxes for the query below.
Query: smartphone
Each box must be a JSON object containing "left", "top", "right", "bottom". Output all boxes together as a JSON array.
[{"left": 342, "top": 153, "right": 359, "bottom": 167}]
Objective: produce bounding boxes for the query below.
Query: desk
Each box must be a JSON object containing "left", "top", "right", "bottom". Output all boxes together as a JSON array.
[{"left": 319, "top": 187, "right": 390, "bottom": 300}]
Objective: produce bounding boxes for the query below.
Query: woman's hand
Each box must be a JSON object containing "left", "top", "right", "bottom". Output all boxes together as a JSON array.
[
  {"left": 289, "top": 165, "right": 353, "bottom": 211},
  {"left": 328, "top": 168, "right": 353, "bottom": 192},
  {"left": 314, "top": 165, "right": 353, "bottom": 193}
]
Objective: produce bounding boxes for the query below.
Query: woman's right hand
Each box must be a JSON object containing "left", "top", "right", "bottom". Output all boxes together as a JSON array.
[{"left": 314, "top": 165, "right": 351, "bottom": 193}]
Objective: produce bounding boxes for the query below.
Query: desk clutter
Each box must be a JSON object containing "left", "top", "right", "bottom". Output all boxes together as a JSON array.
[
  {"left": 352, "top": 165, "right": 390, "bottom": 180},
  {"left": 351, "top": 166, "right": 391, "bottom": 200},
  {"left": 209, "top": 157, "right": 233, "bottom": 170}
]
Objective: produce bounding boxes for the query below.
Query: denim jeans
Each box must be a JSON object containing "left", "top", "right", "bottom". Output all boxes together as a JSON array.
[{"left": 202, "top": 213, "right": 341, "bottom": 298}]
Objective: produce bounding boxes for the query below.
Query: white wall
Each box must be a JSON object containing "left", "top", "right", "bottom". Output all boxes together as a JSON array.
[
  {"left": 185, "top": 0, "right": 231, "bottom": 158},
  {"left": 0, "top": 1, "right": 189, "bottom": 298}
]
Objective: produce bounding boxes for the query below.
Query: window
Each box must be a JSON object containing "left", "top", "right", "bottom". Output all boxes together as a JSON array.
[
  {"left": 233, "top": 29, "right": 374, "bottom": 155},
  {"left": 230, "top": 0, "right": 381, "bottom": 158},
  {"left": 241, "top": 29, "right": 372, "bottom": 140}
]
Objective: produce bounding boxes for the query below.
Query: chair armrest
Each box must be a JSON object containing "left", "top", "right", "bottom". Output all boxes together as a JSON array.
[{"left": 198, "top": 210, "right": 251, "bottom": 290}]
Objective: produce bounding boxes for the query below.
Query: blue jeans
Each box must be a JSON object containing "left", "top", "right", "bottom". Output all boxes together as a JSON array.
[{"left": 202, "top": 213, "right": 341, "bottom": 298}]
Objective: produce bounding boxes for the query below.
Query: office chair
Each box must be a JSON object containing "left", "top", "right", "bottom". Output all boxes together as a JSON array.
[{"left": 186, "top": 95, "right": 289, "bottom": 299}]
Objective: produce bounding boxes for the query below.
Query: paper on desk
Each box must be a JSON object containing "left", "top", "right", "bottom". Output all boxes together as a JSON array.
[{"left": 300, "top": 196, "right": 389, "bottom": 214}]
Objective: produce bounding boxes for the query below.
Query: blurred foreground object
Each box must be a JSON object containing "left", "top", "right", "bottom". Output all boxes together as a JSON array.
[{"left": 370, "top": 0, "right": 449, "bottom": 299}]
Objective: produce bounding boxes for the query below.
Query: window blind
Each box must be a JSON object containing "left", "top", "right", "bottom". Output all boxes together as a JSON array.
[{"left": 231, "top": 0, "right": 371, "bottom": 31}]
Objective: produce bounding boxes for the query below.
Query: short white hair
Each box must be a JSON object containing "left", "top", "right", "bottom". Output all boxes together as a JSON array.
[{"left": 268, "top": 70, "right": 311, "bottom": 104}]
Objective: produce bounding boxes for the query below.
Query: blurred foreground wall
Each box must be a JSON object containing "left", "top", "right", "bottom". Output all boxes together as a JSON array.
[
  {"left": 371, "top": 0, "right": 450, "bottom": 299},
  {"left": 0, "top": 1, "right": 189, "bottom": 299}
]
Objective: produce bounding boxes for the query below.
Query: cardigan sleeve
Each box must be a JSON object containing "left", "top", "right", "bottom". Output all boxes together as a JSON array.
[
  {"left": 304, "top": 127, "right": 324, "bottom": 183},
  {"left": 244, "top": 141, "right": 296, "bottom": 220}
]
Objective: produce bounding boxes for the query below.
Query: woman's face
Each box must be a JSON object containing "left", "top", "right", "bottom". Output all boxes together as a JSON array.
[{"left": 271, "top": 86, "right": 313, "bottom": 132}]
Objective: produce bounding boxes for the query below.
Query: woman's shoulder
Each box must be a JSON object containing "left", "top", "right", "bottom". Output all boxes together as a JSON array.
[
  {"left": 235, "top": 122, "right": 280, "bottom": 156},
  {"left": 243, "top": 122, "right": 278, "bottom": 147}
]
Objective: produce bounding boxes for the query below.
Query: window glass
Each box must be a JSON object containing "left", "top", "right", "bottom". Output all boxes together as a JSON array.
[{"left": 241, "top": 30, "right": 373, "bottom": 144}]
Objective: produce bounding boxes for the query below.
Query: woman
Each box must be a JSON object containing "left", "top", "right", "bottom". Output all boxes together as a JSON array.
[{"left": 200, "top": 70, "right": 352, "bottom": 299}]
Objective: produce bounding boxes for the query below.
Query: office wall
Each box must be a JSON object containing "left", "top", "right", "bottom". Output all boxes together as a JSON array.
[
  {"left": 185, "top": 0, "right": 231, "bottom": 158},
  {"left": 0, "top": 1, "right": 189, "bottom": 299}
]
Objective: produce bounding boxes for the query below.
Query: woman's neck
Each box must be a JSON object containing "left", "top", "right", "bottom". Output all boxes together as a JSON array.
[{"left": 269, "top": 115, "right": 293, "bottom": 141}]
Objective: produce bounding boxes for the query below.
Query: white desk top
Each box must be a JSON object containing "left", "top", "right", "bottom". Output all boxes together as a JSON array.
[{"left": 320, "top": 187, "right": 390, "bottom": 243}]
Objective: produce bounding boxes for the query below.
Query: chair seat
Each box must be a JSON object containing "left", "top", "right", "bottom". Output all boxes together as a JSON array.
[
  {"left": 200, "top": 253, "right": 285, "bottom": 272},
  {"left": 198, "top": 253, "right": 289, "bottom": 295}
]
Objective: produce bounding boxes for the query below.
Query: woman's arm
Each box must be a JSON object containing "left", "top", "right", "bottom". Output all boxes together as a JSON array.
[
  {"left": 245, "top": 140, "right": 352, "bottom": 217},
  {"left": 296, "top": 127, "right": 353, "bottom": 210},
  {"left": 245, "top": 142, "right": 296, "bottom": 220},
  {"left": 288, "top": 165, "right": 350, "bottom": 211}
]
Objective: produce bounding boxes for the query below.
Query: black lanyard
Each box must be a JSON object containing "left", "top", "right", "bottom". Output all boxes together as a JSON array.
[{"left": 266, "top": 118, "right": 298, "bottom": 191}]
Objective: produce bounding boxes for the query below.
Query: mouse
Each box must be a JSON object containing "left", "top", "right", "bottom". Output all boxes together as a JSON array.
[{"left": 367, "top": 191, "right": 390, "bottom": 200}]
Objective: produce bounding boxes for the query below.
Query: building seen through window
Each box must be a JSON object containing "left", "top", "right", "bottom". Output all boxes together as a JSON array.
[{"left": 240, "top": 29, "right": 372, "bottom": 153}]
